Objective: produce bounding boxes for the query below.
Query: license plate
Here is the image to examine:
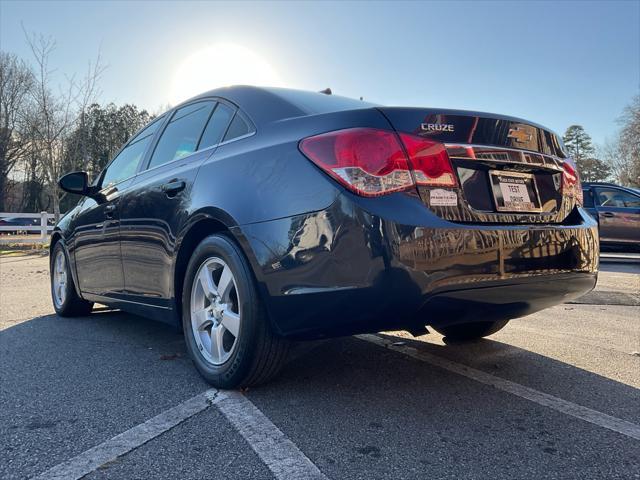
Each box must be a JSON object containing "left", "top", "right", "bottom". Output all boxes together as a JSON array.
[{"left": 489, "top": 171, "right": 541, "bottom": 212}]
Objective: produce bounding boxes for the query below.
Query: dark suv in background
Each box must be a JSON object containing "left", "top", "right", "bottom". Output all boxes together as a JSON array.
[{"left": 582, "top": 182, "right": 640, "bottom": 248}]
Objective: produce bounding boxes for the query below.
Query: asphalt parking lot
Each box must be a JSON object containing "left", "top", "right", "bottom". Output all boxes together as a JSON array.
[{"left": 1, "top": 253, "right": 639, "bottom": 480}]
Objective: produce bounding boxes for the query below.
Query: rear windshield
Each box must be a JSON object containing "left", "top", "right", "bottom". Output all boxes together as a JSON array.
[{"left": 264, "top": 87, "right": 377, "bottom": 115}]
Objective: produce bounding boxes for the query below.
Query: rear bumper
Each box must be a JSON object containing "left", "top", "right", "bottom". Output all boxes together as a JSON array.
[
  {"left": 418, "top": 272, "right": 596, "bottom": 329},
  {"left": 234, "top": 192, "right": 598, "bottom": 338}
]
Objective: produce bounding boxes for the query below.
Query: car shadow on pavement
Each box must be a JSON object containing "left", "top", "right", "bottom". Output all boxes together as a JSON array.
[
  {"left": 2, "top": 311, "right": 639, "bottom": 480},
  {"left": 262, "top": 331, "right": 640, "bottom": 424},
  {"left": 245, "top": 331, "right": 640, "bottom": 479}
]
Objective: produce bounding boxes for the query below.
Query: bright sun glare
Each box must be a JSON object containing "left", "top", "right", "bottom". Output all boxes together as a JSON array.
[{"left": 170, "top": 44, "right": 283, "bottom": 105}]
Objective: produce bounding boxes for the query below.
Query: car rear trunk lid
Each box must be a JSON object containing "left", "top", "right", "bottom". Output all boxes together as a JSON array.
[{"left": 378, "top": 107, "right": 574, "bottom": 224}]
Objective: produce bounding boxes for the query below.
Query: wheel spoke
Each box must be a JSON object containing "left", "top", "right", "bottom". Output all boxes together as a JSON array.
[
  {"left": 211, "top": 326, "right": 225, "bottom": 361},
  {"left": 192, "top": 308, "right": 210, "bottom": 330},
  {"left": 58, "top": 284, "right": 65, "bottom": 304},
  {"left": 198, "top": 267, "right": 217, "bottom": 298},
  {"left": 216, "top": 265, "right": 234, "bottom": 301},
  {"left": 221, "top": 308, "right": 240, "bottom": 337}
]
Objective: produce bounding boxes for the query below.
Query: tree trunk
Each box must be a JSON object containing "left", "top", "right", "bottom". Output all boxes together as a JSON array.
[
  {"left": 0, "top": 172, "right": 6, "bottom": 212},
  {"left": 52, "top": 183, "right": 60, "bottom": 222}
]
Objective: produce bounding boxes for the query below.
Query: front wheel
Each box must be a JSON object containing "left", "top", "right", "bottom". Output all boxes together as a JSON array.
[
  {"left": 432, "top": 319, "right": 509, "bottom": 341},
  {"left": 50, "top": 242, "right": 93, "bottom": 317},
  {"left": 182, "top": 234, "right": 289, "bottom": 389}
]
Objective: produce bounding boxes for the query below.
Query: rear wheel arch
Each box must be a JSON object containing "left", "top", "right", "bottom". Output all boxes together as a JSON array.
[
  {"left": 173, "top": 217, "right": 230, "bottom": 319},
  {"left": 173, "top": 211, "right": 257, "bottom": 302}
]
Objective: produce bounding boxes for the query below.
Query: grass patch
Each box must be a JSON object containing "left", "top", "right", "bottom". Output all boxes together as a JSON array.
[{"left": 0, "top": 243, "right": 49, "bottom": 256}]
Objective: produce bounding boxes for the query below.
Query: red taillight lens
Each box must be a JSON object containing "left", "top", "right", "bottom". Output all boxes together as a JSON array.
[
  {"left": 562, "top": 158, "right": 583, "bottom": 206},
  {"left": 299, "top": 128, "right": 457, "bottom": 197},
  {"left": 299, "top": 128, "right": 414, "bottom": 197},
  {"left": 398, "top": 133, "right": 457, "bottom": 187}
]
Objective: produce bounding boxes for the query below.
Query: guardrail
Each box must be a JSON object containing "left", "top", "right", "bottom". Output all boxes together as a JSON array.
[{"left": 0, "top": 212, "right": 56, "bottom": 243}]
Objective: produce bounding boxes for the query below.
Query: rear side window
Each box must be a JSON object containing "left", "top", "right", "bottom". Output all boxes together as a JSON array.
[
  {"left": 596, "top": 189, "right": 640, "bottom": 208},
  {"left": 148, "top": 101, "right": 215, "bottom": 169},
  {"left": 198, "top": 103, "right": 234, "bottom": 150},
  {"left": 223, "top": 113, "right": 251, "bottom": 142}
]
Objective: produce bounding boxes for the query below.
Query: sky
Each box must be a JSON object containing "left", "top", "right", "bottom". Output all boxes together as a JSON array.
[{"left": 1, "top": 0, "right": 638, "bottom": 145}]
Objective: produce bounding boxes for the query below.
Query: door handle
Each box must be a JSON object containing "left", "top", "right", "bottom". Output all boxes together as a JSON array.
[
  {"left": 105, "top": 204, "right": 117, "bottom": 218},
  {"left": 161, "top": 180, "right": 186, "bottom": 197},
  {"left": 601, "top": 212, "right": 615, "bottom": 218}
]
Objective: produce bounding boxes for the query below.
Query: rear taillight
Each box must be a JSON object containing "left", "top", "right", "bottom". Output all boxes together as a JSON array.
[
  {"left": 299, "top": 128, "right": 456, "bottom": 197},
  {"left": 562, "top": 158, "right": 583, "bottom": 206},
  {"left": 398, "top": 133, "right": 457, "bottom": 187}
]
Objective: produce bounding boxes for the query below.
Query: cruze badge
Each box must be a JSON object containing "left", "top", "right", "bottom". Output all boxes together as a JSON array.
[{"left": 421, "top": 123, "right": 454, "bottom": 132}]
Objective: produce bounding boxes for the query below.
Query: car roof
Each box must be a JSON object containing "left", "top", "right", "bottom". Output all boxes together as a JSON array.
[
  {"left": 178, "top": 85, "right": 375, "bottom": 126},
  {"left": 583, "top": 182, "right": 639, "bottom": 192},
  {"left": 584, "top": 182, "right": 621, "bottom": 187}
]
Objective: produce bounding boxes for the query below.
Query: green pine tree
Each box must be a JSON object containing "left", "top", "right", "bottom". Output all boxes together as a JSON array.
[
  {"left": 563, "top": 125, "right": 595, "bottom": 161},
  {"left": 562, "top": 125, "right": 609, "bottom": 181}
]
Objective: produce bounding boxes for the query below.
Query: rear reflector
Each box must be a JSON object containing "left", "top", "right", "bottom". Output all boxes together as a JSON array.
[
  {"left": 561, "top": 158, "right": 583, "bottom": 206},
  {"left": 300, "top": 128, "right": 456, "bottom": 197}
]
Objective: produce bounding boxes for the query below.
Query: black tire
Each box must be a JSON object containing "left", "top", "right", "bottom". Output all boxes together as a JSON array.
[
  {"left": 432, "top": 319, "right": 509, "bottom": 341},
  {"left": 50, "top": 241, "right": 94, "bottom": 317},
  {"left": 182, "top": 233, "right": 289, "bottom": 389}
]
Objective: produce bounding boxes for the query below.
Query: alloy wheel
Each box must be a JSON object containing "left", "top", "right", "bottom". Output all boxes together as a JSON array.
[
  {"left": 52, "top": 250, "right": 67, "bottom": 308},
  {"left": 190, "top": 257, "right": 241, "bottom": 366}
]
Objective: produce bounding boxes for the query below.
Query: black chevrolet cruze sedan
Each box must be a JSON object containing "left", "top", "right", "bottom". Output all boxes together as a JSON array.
[{"left": 52, "top": 86, "right": 599, "bottom": 388}]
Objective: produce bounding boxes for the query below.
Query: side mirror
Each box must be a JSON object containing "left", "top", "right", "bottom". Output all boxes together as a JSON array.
[{"left": 58, "top": 171, "right": 90, "bottom": 196}]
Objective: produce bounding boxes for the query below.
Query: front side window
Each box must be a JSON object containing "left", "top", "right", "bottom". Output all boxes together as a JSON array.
[
  {"left": 596, "top": 189, "right": 640, "bottom": 208},
  {"left": 101, "top": 135, "right": 153, "bottom": 188},
  {"left": 97, "top": 116, "right": 163, "bottom": 188},
  {"left": 130, "top": 115, "right": 163, "bottom": 143},
  {"left": 148, "top": 101, "right": 215, "bottom": 170}
]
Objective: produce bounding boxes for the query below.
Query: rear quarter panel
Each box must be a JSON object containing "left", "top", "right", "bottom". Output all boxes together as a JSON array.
[{"left": 188, "top": 107, "right": 394, "bottom": 226}]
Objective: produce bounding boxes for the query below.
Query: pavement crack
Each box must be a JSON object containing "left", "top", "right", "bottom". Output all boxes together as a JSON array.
[{"left": 204, "top": 388, "right": 221, "bottom": 406}]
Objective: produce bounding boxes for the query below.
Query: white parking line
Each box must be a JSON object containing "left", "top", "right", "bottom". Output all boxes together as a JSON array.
[
  {"left": 33, "top": 391, "right": 215, "bottom": 480},
  {"left": 33, "top": 389, "right": 327, "bottom": 480},
  {"left": 358, "top": 334, "right": 640, "bottom": 441},
  {"left": 213, "top": 390, "right": 328, "bottom": 480}
]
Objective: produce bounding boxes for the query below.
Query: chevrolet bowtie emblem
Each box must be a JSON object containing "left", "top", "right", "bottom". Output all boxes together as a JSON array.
[{"left": 507, "top": 127, "right": 532, "bottom": 143}]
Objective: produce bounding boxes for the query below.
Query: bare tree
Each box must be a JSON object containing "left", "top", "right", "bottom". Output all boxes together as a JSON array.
[
  {"left": 23, "top": 28, "right": 104, "bottom": 220},
  {"left": 68, "top": 52, "right": 106, "bottom": 173},
  {"left": 598, "top": 140, "right": 624, "bottom": 183},
  {"left": 617, "top": 95, "right": 640, "bottom": 187},
  {"left": 0, "top": 52, "right": 34, "bottom": 211}
]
